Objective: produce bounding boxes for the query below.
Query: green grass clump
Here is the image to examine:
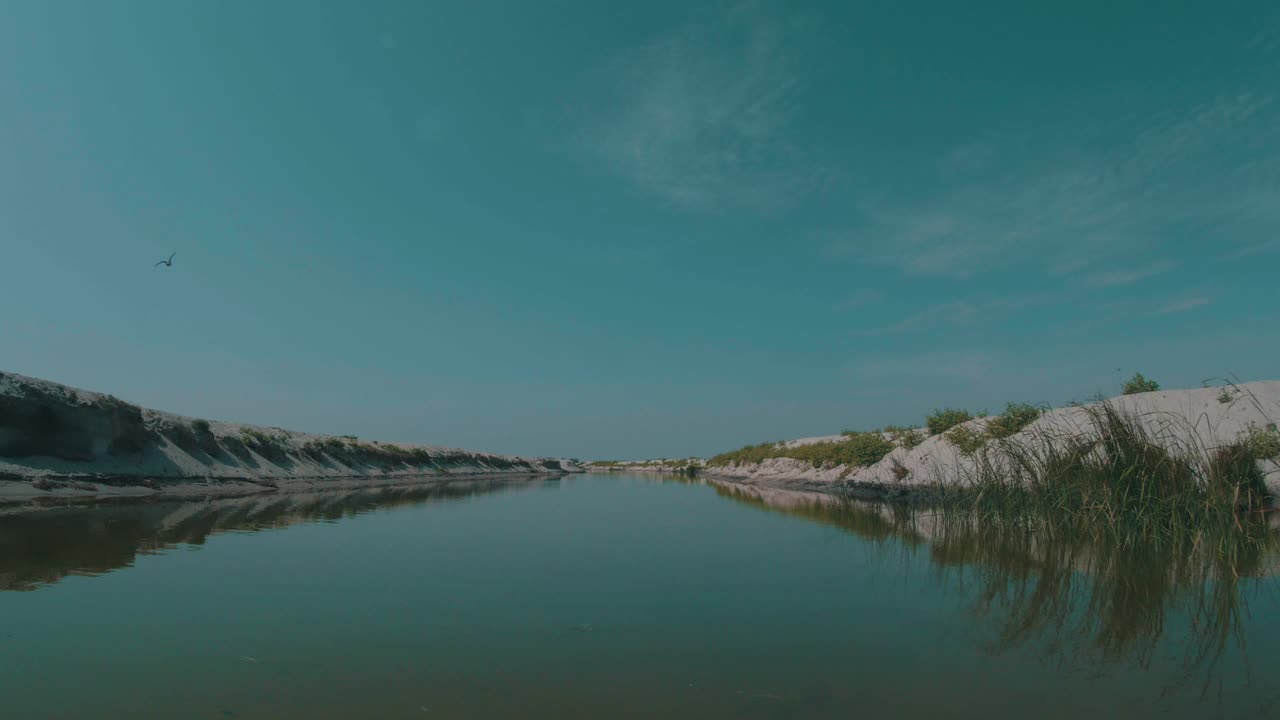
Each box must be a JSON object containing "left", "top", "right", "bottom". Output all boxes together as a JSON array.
[
  {"left": 191, "top": 418, "right": 211, "bottom": 434},
  {"left": 1244, "top": 423, "right": 1280, "bottom": 460},
  {"left": 881, "top": 425, "right": 925, "bottom": 449},
  {"left": 941, "top": 402, "right": 1271, "bottom": 541},
  {"left": 946, "top": 425, "right": 988, "bottom": 456},
  {"left": 984, "top": 403, "right": 1042, "bottom": 439},
  {"left": 707, "top": 442, "right": 786, "bottom": 467},
  {"left": 670, "top": 461, "right": 701, "bottom": 477},
  {"left": 790, "top": 433, "right": 895, "bottom": 469},
  {"left": 1122, "top": 372, "right": 1160, "bottom": 395},
  {"left": 945, "top": 402, "right": 1043, "bottom": 455},
  {"left": 927, "top": 408, "right": 974, "bottom": 436}
]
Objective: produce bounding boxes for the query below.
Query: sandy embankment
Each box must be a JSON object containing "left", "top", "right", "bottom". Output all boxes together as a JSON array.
[
  {"left": 585, "top": 458, "right": 705, "bottom": 473},
  {"left": 702, "top": 382, "right": 1280, "bottom": 498},
  {"left": 0, "top": 370, "right": 580, "bottom": 503}
]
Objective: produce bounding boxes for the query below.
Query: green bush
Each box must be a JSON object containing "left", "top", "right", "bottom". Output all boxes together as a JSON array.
[
  {"left": 1122, "top": 372, "right": 1160, "bottom": 395},
  {"left": 883, "top": 425, "right": 925, "bottom": 449},
  {"left": 927, "top": 408, "right": 973, "bottom": 436},
  {"left": 707, "top": 442, "right": 786, "bottom": 467},
  {"left": 708, "top": 433, "right": 894, "bottom": 470},
  {"left": 191, "top": 418, "right": 211, "bottom": 434},
  {"left": 946, "top": 425, "right": 988, "bottom": 456},
  {"left": 1244, "top": 424, "right": 1280, "bottom": 460},
  {"left": 985, "top": 403, "right": 1042, "bottom": 439}
]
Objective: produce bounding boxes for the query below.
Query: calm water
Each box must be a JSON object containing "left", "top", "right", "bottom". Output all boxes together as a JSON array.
[{"left": 2, "top": 473, "right": 1278, "bottom": 719}]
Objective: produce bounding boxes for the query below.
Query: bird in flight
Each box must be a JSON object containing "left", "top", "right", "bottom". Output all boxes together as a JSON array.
[{"left": 154, "top": 252, "right": 176, "bottom": 268}]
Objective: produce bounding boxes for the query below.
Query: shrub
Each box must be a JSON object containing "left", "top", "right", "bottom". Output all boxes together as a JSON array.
[
  {"left": 707, "top": 434, "right": 894, "bottom": 470},
  {"left": 881, "top": 425, "right": 924, "bottom": 449},
  {"left": 192, "top": 418, "right": 211, "bottom": 434},
  {"left": 239, "top": 428, "right": 290, "bottom": 461},
  {"left": 793, "top": 432, "right": 896, "bottom": 469},
  {"left": 1122, "top": 372, "right": 1160, "bottom": 395},
  {"left": 1244, "top": 424, "right": 1280, "bottom": 460},
  {"left": 946, "top": 424, "right": 987, "bottom": 456},
  {"left": 927, "top": 408, "right": 973, "bottom": 436},
  {"left": 707, "top": 442, "right": 785, "bottom": 467},
  {"left": 985, "top": 403, "right": 1042, "bottom": 440}
]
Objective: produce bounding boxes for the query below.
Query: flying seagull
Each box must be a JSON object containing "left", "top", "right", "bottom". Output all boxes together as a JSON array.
[{"left": 154, "top": 252, "right": 175, "bottom": 268}]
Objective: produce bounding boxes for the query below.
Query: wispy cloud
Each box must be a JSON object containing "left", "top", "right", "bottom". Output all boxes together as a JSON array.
[
  {"left": 855, "top": 294, "right": 1053, "bottom": 336},
  {"left": 582, "top": 3, "right": 823, "bottom": 210},
  {"left": 1231, "top": 239, "right": 1279, "bottom": 257},
  {"left": 1160, "top": 297, "right": 1210, "bottom": 314},
  {"left": 828, "top": 90, "right": 1280, "bottom": 279},
  {"left": 851, "top": 350, "right": 995, "bottom": 382},
  {"left": 1084, "top": 259, "right": 1175, "bottom": 288},
  {"left": 834, "top": 288, "right": 885, "bottom": 311},
  {"left": 856, "top": 301, "right": 976, "bottom": 336}
]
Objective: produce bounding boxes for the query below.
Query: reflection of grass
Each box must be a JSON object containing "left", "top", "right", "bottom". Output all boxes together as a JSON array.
[
  {"left": 926, "top": 504, "right": 1274, "bottom": 695},
  {"left": 709, "top": 478, "right": 1279, "bottom": 699}
]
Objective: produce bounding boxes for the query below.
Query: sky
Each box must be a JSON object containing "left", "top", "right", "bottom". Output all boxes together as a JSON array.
[{"left": 2, "top": 1, "right": 1279, "bottom": 460}]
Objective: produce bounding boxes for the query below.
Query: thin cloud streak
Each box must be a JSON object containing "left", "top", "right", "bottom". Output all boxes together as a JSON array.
[
  {"left": 583, "top": 3, "right": 824, "bottom": 211},
  {"left": 1160, "top": 297, "right": 1210, "bottom": 314},
  {"left": 1232, "top": 239, "right": 1279, "bottom": 257},
  {"left": 834, "top": 288, "right": 885, "bottom": 311},
  {"left": 855, "top": 293, "right": 1054, "bottom": 337},
  {"left": 1084, "top": 260, "right": 1175, "bottom": 288},
  {"left": 828, "top": 90, "right": 1280, "bottom": 279},
  {"left": 851, "top": 350, "right": 995, "bottom": 382}
]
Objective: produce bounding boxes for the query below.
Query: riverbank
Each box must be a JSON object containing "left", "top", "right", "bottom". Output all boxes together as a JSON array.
[
  {"left": 0, "top": 370, "right": 580, "bottom": 504},
  {"left": 584, "top": 458, "right": 704, "bottom": 474},
  {"left": 690, "top": 381, "right": 1280, "bottom": 503}
]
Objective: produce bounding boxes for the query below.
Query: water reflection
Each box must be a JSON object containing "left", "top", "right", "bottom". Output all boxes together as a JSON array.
[
  {"left": 4, "top": 473, "right": 1278, "bottom": 706},
  {"left": 0, "top": 478, "right": 553, "bottom": 591},
  {"left": 708, "top": 480, "right": 1280, "bottom": 696}
]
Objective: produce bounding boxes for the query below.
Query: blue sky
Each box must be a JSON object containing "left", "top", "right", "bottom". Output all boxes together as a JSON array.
[{"left": 2, "top": 1, "right": 1278, "bottom": 459}]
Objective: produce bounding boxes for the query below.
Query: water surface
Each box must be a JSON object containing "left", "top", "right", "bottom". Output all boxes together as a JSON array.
[{"left": 2, "top": 473, "right": 1278, "bottom": 718}]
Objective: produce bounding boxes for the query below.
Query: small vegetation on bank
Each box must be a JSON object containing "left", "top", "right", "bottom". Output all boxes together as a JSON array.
[
  {"left": 589, "top": 458, "right": 703, "bottom": 475},
  {"left": 926, "top": 408, "right": 974, "bottom": 436},
  {"left": 1245, "top": 423, "right": 1280, "bottom": 460},
  {"left": 1122, "top": 372, "right": 1160, "bottom": 395},
  {"left": 708, "top": 432, "right": 895, "bottom": 470},
  {"left": 882, "top": 425, "right": 925, "bottom": 449},
  {"left": 944, "top": 402, "right": 1045, "bottom": 456}
]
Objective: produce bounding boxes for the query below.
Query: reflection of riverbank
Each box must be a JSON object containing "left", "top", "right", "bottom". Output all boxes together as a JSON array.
[
  {"left": 0, "top": 478, "right": 553, "bottom": 591},
  {"left": 706, "top": 479, "right": 1280, "bottom": 689}
]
